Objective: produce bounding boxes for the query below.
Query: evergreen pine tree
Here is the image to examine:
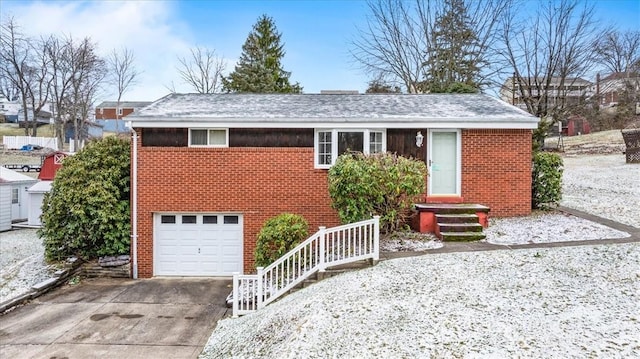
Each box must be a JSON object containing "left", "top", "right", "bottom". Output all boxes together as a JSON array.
[
  {"left": 424, "top": 0, "right": 482, "bottom": 93},
  {"left": 223, "top": 15, "right": 302, "bottom": 93}
]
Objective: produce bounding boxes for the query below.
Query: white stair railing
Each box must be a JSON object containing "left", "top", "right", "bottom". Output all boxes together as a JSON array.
[{"left": 232, "top": 216, "right": 380, "bottom": 317}]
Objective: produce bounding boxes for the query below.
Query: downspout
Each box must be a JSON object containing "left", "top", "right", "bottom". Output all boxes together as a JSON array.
[{"left": 129, "top": 124, "right": 138, "bottom": 279}]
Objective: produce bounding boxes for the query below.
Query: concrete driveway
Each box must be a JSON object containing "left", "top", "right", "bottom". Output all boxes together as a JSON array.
[{"left": 0, "top": 277, "right": 231, "bottom": 358}]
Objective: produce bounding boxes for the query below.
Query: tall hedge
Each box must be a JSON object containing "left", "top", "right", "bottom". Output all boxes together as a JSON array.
[
  {"left": 39, "top": 136, "right": 131, "bottom": 261},
  {"left": 532, "top": 151, "right": 563, "bottom": 209},
  {"left": 328, "top": 152, "right": 427, "bottom": 233}
]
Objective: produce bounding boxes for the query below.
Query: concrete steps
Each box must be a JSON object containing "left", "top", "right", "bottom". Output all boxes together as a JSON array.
[{"left": 415, "top": 204, "right": 489, "bottom": 242}]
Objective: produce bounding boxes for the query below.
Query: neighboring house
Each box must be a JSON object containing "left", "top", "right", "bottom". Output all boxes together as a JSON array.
[
  {"left": 127, "top": 93, "right": 539, "bottom": 279},
  {"left": 593, "top": 72, "right": 640, "bottom": 112},
  {"left": 17, "top": 103, "right": 55, "bottom": 126},
  {"left": 500, "top": 76, "right": 592, "bottom": 113},
  {"left": 95, "top": 101, "right": 153, "bottom": 133},
  {"left": 0, "top": 167, "right": 38, "bottom": 229},
  {"left": 0, "top": 96, "right": 21, "bottom": 123}
]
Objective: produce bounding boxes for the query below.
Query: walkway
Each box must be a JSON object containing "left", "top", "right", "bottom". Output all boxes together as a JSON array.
[{"left": 380, "top": 206, "right": 640, "bottom": 261}]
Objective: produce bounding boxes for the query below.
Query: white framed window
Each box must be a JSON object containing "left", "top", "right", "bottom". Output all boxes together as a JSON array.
[
  {"left": 99, "top": 107, "right": 104, "bottom": 114},
  {"left": 314, "top": 129, "right": 386, "bottom": 169},
  {"left": 189, "top": 128, "right": 228, "bottom": 147},
  {"left": 117, "top": 108, "right": 123, "bottom": 116},
  {"left": 11, "top": 188, "right": 19, "bottom": 204}
]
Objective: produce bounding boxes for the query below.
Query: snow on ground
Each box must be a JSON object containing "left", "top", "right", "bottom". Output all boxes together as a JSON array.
[
  {"left": 561, "top": 154, "right": 640, "bottom": 228},
  {"left": 485, "top": 211, "right": 629, "bottom": 245},
  {"left": 201, "top": 152, "right": 640, "bottom": 358},
  {"left": 202, "top": 242, "right": 640, "bottom": 358},
  {"left": 0, "top": 229, "right": 57, "bottom": 302},
  {"left": 380, "top": 232, "right": 442, "bottom": 251}
]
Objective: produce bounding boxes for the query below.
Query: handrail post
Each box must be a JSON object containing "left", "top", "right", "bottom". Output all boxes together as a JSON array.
[
  {"left": 232, "top": 272, "right": 239, "bottom": 318},
  {"left": 256, "top": 267, "right": 264, "bottom": 310},
  {"left": 318, "top": 226, "right": 326, "bottom": 272},
  {"left": 373, "top": 216, "right": 380, "bottom": 261}
]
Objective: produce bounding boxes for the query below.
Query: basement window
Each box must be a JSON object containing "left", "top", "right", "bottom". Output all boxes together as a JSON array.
[
  {"left": 314, "top": 129, "right": 386, "bottom": 169},
  {"left": 189, "top": 129, "right": 228, "bottom": 147}
]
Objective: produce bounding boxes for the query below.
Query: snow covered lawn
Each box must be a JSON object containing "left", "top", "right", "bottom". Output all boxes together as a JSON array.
[
  {"left": 202, "top": 243, "right": 640, "bottom": 358},
  {"left": 200, "top": 152, "right": 640, "bottom": 358},
  {"left": 561, "top": 154, "right": 640, "bottom": 228},
  {"left": 485, "top": 211, "right": 629, "bottom": 245},
  {"left": 0, "top": 229, "right": 57, "bottom": 303}
]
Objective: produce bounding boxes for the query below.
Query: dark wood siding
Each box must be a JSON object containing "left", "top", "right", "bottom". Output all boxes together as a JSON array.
[
  {"left": 387, "top": 129, "right": 426, "bottom": 162},
  {"left": 141, "top": 128, "right": 188, "bottom": 147},
  {"left": 229, "top": 128, "right": 314, "bottom": 147}
]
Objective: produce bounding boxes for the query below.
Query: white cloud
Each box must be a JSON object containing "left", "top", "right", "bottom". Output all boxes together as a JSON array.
[{"left": 3, "top": 0, "right": 197, "bottom": 102}]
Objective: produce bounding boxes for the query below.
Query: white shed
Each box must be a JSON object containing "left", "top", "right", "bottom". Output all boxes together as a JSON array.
[
  {"left": 0, "top": 167, "right": 38, "bottom": 230},
  {"left": 0, "top": 184, "right": 11, "bottom": 231},
  {"left": 27, "top": 181, "right": 52, "bottom": 226}
]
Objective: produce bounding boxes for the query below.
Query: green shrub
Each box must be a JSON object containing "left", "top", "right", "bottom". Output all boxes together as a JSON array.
[
  {"left": 532, "top": 151, "right": 563, "bottom": 209},
  {"left": 255, "top": 213, "right": 309, "bottom": 267},
  {"left": 328, "top": 152, "right": 427, "bottom": 233},
  {"left": 39, "top": 136, "right": 131, "bottom": 261}
]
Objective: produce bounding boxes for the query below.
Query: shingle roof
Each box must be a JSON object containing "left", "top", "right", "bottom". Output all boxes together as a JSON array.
[
  {"left": 128, "top": 93, "right": 539, "bottom": 129},
  {"left": 96, "top": 101, "right": 153, "bottom": 109}
]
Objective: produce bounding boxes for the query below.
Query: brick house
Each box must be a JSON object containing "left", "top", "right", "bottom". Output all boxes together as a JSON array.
[
  {"left": 127, "top": 93, "right": 539, "bottom": 279},
  {"left": 95, "top": 101, "right": 152, "bottom": 133}
]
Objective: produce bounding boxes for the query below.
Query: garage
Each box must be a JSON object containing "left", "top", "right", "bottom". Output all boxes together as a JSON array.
[{"left": 154, "top": 213, "right": 243, "bottom": 276}]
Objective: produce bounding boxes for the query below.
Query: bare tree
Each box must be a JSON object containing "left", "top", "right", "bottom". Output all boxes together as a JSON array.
[
  {"left": 593, "top": 30, "right": 640, "bottom": 74},
  {"left": 107, "top": 47, "right": 138, "bottom": 121},
  {"left": 21, "top": 37, "right": 54, "bottom": 137},
  {"left": 176, "top": 46, "right": 226, "bottom": 93},
  {"left": 68, "top": 38, "right": 106, "bottom": 149},
  {"left": 48, "top": 35, "right": 77, "bottom": 149},
  {"left": 46, "top": 34, "right": 107, "bottom": 150},
  {"left": 0, "top": 17, "right": 34, "bottom": 135},
  {"left": 366, "top": 76, "right": 401, "bottom": 93},
  {"left": 351, "top": 0, "right": 426, "bottom": 93},
  {"left": 498, "top": 0, "right": 598, "bottom": 119},
  {"left": 351, "top": 0, "right": 511, "bottom": 93},
  {"left": 0, "top": 75, "right": 19, "bottom": 101}
]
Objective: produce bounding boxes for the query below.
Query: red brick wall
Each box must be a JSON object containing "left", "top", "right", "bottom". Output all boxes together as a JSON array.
[
  {"left": 132, "top": 128, "right": 533, "bottom": 277},
  {"left": 461, "top": 129, "right": 532, "bottom": 217},
  {"left": 95, "top": 108, "right": 135, "bottom": 120},
  {"left": 133, "top": 134, "right": 340, "bottom": 278}
]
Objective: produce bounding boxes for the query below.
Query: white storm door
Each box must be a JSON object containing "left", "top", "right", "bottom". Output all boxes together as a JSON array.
[{"left": 428, "top": 130, "right": 461, "bottom": 196}]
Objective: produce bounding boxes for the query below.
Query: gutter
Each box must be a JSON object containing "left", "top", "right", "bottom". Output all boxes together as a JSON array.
[{"left": 129, "top": 125, "right": 139, "bottom": 279}]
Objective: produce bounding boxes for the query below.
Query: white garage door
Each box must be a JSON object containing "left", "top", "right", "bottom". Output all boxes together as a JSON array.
[{"left": 154, "top": 213, "right": 243, "bottom": 276}]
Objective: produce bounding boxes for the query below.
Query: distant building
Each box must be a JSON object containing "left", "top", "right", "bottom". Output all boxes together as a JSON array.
[
  {"left": 500, "top": 76, "right": 592, "bottom": 113},
  {"left": 0, "top": 96, "right": 21, "bottom": 123},
  {"left": 94, "top": 101, "right": 153, "bottom": 133},
  {"left": 593, "top": 72, "right": 640, "bottom": 112}
]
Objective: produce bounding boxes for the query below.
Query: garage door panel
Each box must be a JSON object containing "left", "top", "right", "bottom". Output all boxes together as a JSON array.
[{"left": 155, "top": 213, "right": 242, "bottom": 276}]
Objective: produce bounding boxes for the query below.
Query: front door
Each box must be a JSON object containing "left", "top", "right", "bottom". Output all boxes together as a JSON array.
[{"left": 428, "top": 130, "right": 460, "bottom": 195}]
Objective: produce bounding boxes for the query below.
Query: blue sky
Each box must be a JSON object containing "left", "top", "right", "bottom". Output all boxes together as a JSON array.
[{"left": 1, "top": 0, "right": 639, "bottom": 102}]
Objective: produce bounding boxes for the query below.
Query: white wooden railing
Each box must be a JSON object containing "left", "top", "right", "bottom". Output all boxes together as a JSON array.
[{"left": 232, "top": 216, "right": 380, "bottom": 317}]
